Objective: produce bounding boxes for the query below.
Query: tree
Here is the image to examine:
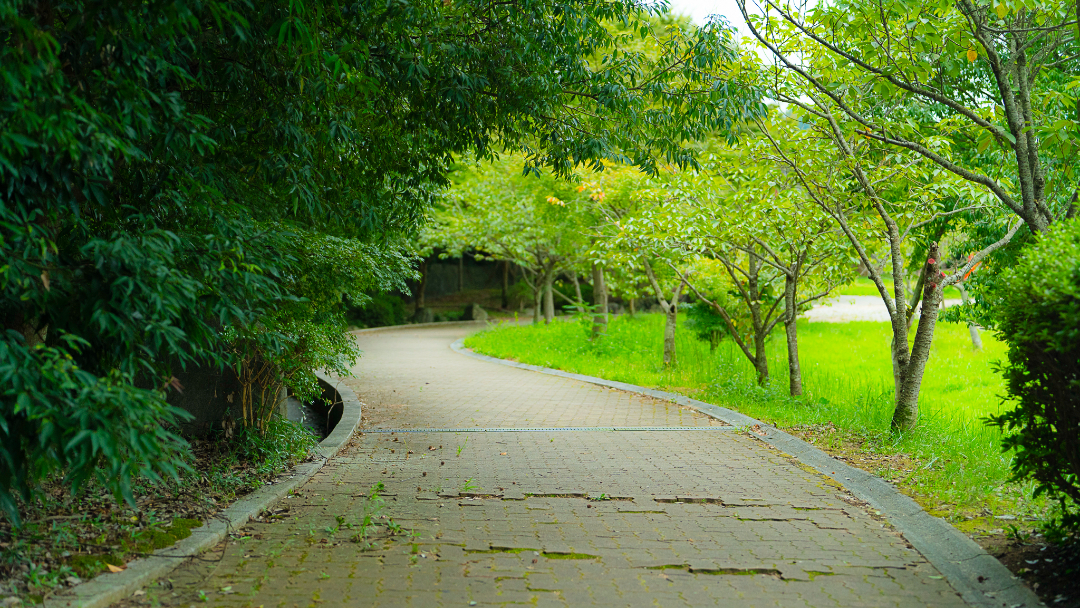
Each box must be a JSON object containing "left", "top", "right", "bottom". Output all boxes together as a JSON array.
[
  {"left": 0, "top": 0, "right": 764, "bottom": 522},
  {"left": 620, "top": 139, "right": 852, "bottom": 393},
  {"left": 641, "top": 260, "right": 688, "bottom": 369},
  {"left": 443, "top": 156, "right": 590, "bottom": 324},
  {"left": 754, "top": 109, "right": 1017, "bottom": 429},
  {"left": 738, "top": 0, "right": 1080, "bottom": 235}
]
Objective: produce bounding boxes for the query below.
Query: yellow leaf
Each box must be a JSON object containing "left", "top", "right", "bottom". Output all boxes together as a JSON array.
[
  {"left": 106, "top": 563, "right": 124, "bottom": 573},
  {"left": 995, "top": 3, "right": 1008, "bottom": 18},
  {"left": 966, "top": 48, "right": 978, "bottom": 62}
]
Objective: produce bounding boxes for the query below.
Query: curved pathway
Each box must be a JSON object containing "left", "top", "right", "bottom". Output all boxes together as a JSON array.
[{"left": 137, "top": 324, "right": 967, "bottom": 607}]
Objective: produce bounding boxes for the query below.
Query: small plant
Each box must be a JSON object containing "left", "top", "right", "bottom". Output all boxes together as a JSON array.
[
  {"left": 385, "top": 519, "right": 406, "bottom": 536},
  {"left": 351, "top": 482, "right": 388, "bottom": 548},
  {"left": 325, "top": 515, "right": 346, "bottom": 536},
  {"left": 1005, "top": 524, "right": 1034, "bottom": 544},
  {"left": 456, "top": 438, "right": 468, "bottom": 457},
  {"left": 460, "top": 478, "right": 479, "bottom": 493}
]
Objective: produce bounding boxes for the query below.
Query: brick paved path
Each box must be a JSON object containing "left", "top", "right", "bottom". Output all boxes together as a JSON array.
[{"left": 138, "top": 324, "right": 966, "bottom": 607}]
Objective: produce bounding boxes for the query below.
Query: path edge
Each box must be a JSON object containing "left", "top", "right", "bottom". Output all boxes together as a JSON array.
[
  {"left": 43, "top": 372, "right": 362, "bottom": 608},
  {"left": 450, "top": 338, "right": 1042, "bottom": 608}
]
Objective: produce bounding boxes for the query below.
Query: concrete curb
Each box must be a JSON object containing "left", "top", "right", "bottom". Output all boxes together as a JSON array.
[
  {"left": 451, "top": 338, "right": 1043, "bottom": 608},
  {"left": 44, "top": 373, "right": 363, "bottom": 608},
  {"left": 350, "top": 319, "right": 490, "bottom": 335}
]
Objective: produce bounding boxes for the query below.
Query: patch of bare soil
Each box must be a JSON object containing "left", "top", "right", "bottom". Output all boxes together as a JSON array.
[
  {"left": 978, "top": 536, "right": 1080, "bottom": 606},
  {"left": 0, "top": 437, "right": 313, "bottom": 604}
]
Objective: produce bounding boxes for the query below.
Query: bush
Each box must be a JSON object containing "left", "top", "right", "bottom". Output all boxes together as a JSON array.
[
  {"left": 990, "top": 218, "right": 1080, "bottom": 534},
  {"left": 682, "top": 301, "right": 731, "bottom": 351}
]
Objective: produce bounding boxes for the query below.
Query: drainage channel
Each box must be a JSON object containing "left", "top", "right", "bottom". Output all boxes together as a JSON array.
[{"left": 362, "top": 426, "right": 734, "bottom": 433}]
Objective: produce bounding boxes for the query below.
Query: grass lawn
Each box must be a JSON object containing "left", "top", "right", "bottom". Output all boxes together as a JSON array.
[
  {"left": 465, "top": 313, "right": 1048, "bottom": 535},
  {"left": 836, "top": 276, "right": 962, "bottom": 298}
]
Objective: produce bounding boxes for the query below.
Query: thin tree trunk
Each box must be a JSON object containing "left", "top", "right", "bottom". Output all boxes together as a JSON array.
[
  {"left": 415, "top": 259, "right": 428, "bottom": 312},
  {"left": 501, "top": 261, "right": 510, "bottom": 309},
  {"left": 532, "top": 281, "right": 542, "bottom": 325},
  {"left": 709, "top": 331, "right": 721, "bottom": 352},
  {"left": 783, "top": 275, "right": 803, "bottom": 397},
  {"left": 543, "top": 272, "right": 555, "bottom": 324},
  {"left": 570, "top": 274, "right": 585, "bottom": 313},
  {"left": 591, "top": 264, "right": 608, "bottom": 339},
  {"left": 906, "top": 265, "right": 926, "bottom": 330},
  {"left": 753, "top": 330, "right": 769, "bottom": 385},
  {"left": 747, "top": 249, "right": 770, "bottom": 386},
  {"left": 629, "top": 298, "right": 635, "bottom": 316},
  {"left": 663, "top": 308, "right": 678, "bottom": 369},
  {"left": 642, "top": 258, "right": 684, "bottom": 369},
  {"left": 891, "top": 249, "right": 944, "bottom": 430},
  {"left": 957, "top": 283, "right": 983, "bottom": 350},
  {"left": 458, "top": 255, "right": 464, "bottom": 292}
]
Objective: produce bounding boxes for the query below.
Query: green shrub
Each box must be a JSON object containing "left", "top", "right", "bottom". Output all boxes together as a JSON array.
[
  {"left": 990, "top": 217, "right": 1080, "bottom": 534},
  {"left": 682, "top": 302, "right": 731, "bottom": 351}
]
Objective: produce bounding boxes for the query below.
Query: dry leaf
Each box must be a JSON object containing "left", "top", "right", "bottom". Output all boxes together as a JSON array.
[
  {"left": 40, "top": 271, "right": 50, "bottom": 291},
  {"left": 500, "top": 452, "right": 508, "bottom": 456},
  {"left": 966, "top": 48, "right": 978, "bottom": 62},
  {"left": 106, "top": 563, "right": 124, "bottom": 573}
]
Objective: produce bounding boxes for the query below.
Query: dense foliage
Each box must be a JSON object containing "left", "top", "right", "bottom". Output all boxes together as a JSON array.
[
  {"left": 990, "top": 218, "right": 1080, "bottom": 533},
  {"left": 1, "top": 0, "right": 762, "bottom": 524}
]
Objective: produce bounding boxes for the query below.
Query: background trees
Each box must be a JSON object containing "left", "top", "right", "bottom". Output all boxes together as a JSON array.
[{"left": 0, "top": 0, "right": 762, "bottom": 522}]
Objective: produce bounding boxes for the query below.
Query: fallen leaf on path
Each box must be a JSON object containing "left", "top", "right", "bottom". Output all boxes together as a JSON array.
[
  {"left": 106, "top": 564, "right": 124, "bottom": 573},
  {"left": 500, "top": 452, "right": 508, "bottom": 456}
]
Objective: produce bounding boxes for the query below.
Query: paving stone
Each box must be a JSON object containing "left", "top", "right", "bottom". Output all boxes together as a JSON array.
[{"left": 116, "top": 324, "right": 973, "bottom": 607}]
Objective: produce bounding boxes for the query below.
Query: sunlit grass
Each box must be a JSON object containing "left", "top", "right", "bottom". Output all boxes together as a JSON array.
[
  {"left": 466, "top": 313, "right": 1046, "bottom": 524},
  {"left": 836, "top": 276, "right": 961, "bottom": 298}
]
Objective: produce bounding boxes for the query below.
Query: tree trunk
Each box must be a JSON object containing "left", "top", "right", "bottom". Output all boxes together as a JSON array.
[
  {"left": 543, "top": 273, "right": 555, "bottom": 324},
  {"left": 753, "top": 329, "right": 769, "bottom": 386},
  {"left": 415, "top": 259, "right": 428, "bottom": 312},
  {"left": 591, "top": 264, "right": 608, "bottom": 339},
  {"left": 532, "top": 281, "right": 542, "bottom": 325},
  {"left": 891, "top": 250, "right": 944, "bottom": 431},
  {"left": 501, "top": 260, "right": 510, "bottom": 309},
  {"left": 458, "top": 255, "right": 464, "bottom": 292},
  {"left": 783, "top": 276, "right": 803, "bottom": 397},
  {"left": 747, "top": 249, "right": 770, "bottom": 386},
  {"left": 906, "top": 265, "right": 926, "bottom": 330},
  {"left": 629, "top": 298, "right": 636, "bottom": 316},
  {"left": 709, "top": 330, "right": 721, "bottom": 352},
  {"left": 663, "top": 308, "right": 678, "bottom": 369},
  {"left": 957, "top": 283, "right": 983, "bottom": 350},
  {"left": 570, "top": 274, "right": 585, "bottom": 313}
]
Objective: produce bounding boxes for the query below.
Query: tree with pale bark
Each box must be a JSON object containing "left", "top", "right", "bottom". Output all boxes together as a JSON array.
[
  {"left": 621, "top": 147, "right": 852, "bottom": 394},
  {"left": 442, "top": 158, "right": 591, "bottom": 325},
  {"left": 754, "top": 110, "right": 1018, "bottom": 429}
]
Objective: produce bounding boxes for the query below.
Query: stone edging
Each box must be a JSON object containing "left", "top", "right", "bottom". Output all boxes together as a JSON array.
[
  {"left": 451, "top": 338, "right": 1042, "bottom": 608},
  {"left": 44, "top": 372, "right": 363, "bottom": 608},
  {"left": 350, "top": 319, "right": 489, "bottom": 335}
]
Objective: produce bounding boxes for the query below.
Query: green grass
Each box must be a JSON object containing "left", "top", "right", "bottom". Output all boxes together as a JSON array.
[
  {"left": 837, "top": 276, "right": 961, "bottom": 298},
  {"left": 466, "top": 314, "right": 1047, "bottom": 528}
]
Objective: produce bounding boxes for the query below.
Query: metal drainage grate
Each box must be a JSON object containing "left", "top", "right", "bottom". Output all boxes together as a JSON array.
[{"left": 362, "top": 426, "right": 732, "bottom": 433}]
